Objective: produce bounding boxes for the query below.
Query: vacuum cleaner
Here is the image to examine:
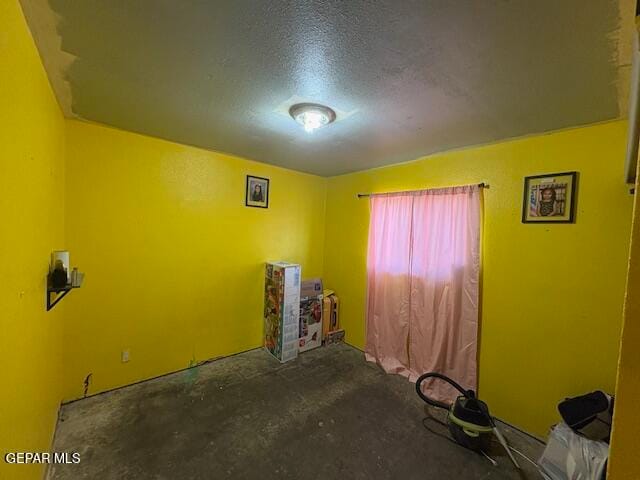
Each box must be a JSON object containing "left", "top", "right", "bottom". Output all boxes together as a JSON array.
[{"left": 415, "top": 372, "right": 520, "bottom": 469}]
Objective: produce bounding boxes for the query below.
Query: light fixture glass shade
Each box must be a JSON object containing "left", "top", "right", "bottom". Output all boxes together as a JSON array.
[{"left": 289, "top": 103, "right": 336, "bottom": 133}]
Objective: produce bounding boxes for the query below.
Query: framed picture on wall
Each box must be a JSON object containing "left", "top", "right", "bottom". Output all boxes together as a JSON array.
[
  {"left": 522, "top": 171, "right": 577, "bottom": 223},
  {"left": 245, "top": 175, "right": 270, "bottom": 208}
]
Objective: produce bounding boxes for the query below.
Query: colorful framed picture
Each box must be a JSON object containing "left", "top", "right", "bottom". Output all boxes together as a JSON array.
[
  {"left": 245, "top": 175, "right": 269, "bottom": 208},
  {"left": 522, "top": 171, "right": 577, "bottom": 223}
]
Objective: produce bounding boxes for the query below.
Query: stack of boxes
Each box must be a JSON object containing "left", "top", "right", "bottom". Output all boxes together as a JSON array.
[
  {"left": 264, "top": 263, "right": 342, "bottom": 362},
  {"left": 263, "top": 262, "right": 301, "bottom": 363}
]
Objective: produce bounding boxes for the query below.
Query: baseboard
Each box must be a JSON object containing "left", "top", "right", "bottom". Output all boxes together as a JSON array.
[
  {"left": 495, "top": 418, "right": 547, "bottom": 445},
  {"left": 56, "top": 342, "right": 547, "bottom": 447},
  {"left": 60, "top": 345, "right": 263, "bottom": 406}
]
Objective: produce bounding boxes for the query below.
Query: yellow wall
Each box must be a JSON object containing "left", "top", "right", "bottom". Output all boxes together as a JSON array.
[
  {"left": 608, "top": 161, "right": 640, "bottom": 478},
  {"left": 62, "top": 120, "right": 326, "bottom": 400},
  {"left": 323, "top": 121, "right": 633, "bottom": 437},
  {"left": 2, "top": 0, "right": 636, "bottom": 470},
  {"left": 0, "top": 1, "right": 66, "bottom": 479}
]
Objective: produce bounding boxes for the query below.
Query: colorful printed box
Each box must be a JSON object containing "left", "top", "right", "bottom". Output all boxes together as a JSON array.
[
  {"left": 299, "top": 278, "right": 323, "bottom": 352},
  {"left": 264, "top": 262, "right": 301, "bottom": 362}
]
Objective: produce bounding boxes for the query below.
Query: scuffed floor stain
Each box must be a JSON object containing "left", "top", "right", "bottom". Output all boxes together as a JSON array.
[
  {"left": 185, "top": 357, "right": 199, "bottom": 386},
  {"left": 51, "top": 345, "right": 544, "bottom": 479}
]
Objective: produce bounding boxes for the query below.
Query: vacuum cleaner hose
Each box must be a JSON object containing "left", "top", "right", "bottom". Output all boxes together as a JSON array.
[
  {"left": 415, "top": 372, "right": 521, "bottom": 469},
  {"left": 415, "top": 372, "right": 471, "bottom": 410}
]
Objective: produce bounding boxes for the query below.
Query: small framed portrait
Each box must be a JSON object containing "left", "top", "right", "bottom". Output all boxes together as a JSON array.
[
  {"left": 522, "top": 171, "right": 577, "bottom": 223},
  {"left": 245, "top": 175, "right": 269, "bottom": 208}
]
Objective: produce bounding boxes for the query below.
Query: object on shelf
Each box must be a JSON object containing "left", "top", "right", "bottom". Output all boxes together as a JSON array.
[
  {"left": 299, "top": 278, "right": 323, "bottom": 353},
  {"left": 50, "top": 250, "right": 69, "bottom": 288},
  {"left": 70, "top": 268, "right": 85, "bottom": 288},
  {"left": 51, "top": 251, "right": 69, "bottom": 278},
  {"left": 264, "top": 262, "right": 300, "bottom": 363},
  {"left": 50, "top": 262, "right": 68, "bottom": 288},
  {"left": 47, "top": 251, "right": 84, "bottom": 311}
]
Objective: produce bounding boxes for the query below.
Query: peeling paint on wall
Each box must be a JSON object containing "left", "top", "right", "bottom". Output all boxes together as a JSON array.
[{"left": 83, "top": 373, "right": 92, "bottom": 397}]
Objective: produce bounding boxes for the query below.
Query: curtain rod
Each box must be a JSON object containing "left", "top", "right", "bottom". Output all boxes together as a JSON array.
[{"left": 356, "top": 182, "right": 489, "bottom": 198}]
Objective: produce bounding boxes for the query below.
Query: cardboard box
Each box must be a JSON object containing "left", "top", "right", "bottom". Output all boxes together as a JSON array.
[
  {"left": 324, "top": 329, "right": 345, "bottom": 345},
  {"left": 322, "top": 290, "right": 339, "bottom": 337},
  {"left": 264, "top": 262, "right": 301, "bottom": 363},
  {"left": 300, "top": 278, "right": 323, "bottom": 299},
  {"left": 299, "top": 279, "right": 323, "bottom": 352}
]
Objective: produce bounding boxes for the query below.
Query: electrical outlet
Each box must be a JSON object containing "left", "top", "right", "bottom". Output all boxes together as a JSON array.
[{"left": 121, "top": 349, "right": 130, "bottom": 363}]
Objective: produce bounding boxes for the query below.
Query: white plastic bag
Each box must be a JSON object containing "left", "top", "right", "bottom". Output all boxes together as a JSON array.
[{"left": 538, "top": 422, "right": 609, "bottom": 480}]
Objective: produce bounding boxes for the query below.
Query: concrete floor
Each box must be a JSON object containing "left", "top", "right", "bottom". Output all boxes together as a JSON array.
[{"left": 48, "top": 344, "right": 545, "bottom": 479}]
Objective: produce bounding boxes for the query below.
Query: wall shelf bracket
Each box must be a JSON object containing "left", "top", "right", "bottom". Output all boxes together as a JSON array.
[{"left": 47, "top": 285, "right": 77, "bottom": 311}]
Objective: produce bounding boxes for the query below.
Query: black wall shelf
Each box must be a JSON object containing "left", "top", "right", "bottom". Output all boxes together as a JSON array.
[{"left": 47, "top": 285, "right": 79, "bottom": 311}]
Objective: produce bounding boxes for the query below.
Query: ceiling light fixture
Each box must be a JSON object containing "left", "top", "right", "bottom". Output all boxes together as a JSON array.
[{"left": 289, "top": 103, "right": 336, "bottom": 133}]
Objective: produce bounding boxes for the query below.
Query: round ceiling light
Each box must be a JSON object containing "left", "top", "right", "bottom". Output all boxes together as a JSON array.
[{"left": 289, "top": 103, "right": 336, "bottom": 133}]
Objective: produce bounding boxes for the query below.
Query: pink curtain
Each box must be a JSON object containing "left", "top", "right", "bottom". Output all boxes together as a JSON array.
[{"left": 365, "top": 185, "right": 481, "bottom": 403}]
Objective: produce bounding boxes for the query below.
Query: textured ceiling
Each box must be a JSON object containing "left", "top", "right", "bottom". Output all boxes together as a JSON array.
[{"left": 22, "top": 0, "right": 633, "bottom": 176}]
